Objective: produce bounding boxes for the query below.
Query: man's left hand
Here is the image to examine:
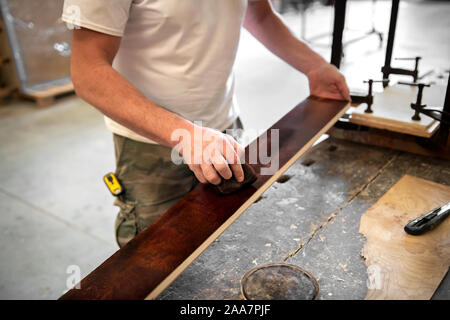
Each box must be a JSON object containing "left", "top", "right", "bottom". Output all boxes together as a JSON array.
[{"left": 307, "top": 63, "right": 351, "bottom": 101}]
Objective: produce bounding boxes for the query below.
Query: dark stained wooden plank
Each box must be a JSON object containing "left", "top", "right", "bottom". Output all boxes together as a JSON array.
[{"left": 60, "top": 97, "right": 349, "bottom": 300}]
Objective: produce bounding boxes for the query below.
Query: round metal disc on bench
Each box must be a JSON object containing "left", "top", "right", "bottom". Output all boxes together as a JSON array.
[{"left": 241, "top": 263, "right": 319, "bottom": 300}]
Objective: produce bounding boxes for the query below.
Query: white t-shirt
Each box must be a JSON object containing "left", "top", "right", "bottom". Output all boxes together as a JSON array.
[{"left": 62, "top": 0, "right": 248, "bottom": 143}]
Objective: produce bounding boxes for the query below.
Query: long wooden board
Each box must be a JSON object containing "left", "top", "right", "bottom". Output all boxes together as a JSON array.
[
  {"left": 350, "top": 84, "right": 446, "bottom": 138},
  {"left": 60, "top": 97, "right": 350, "bottom": 300},
  {"left": 360, "top": 175, "right": 450, "bottom": 300}
]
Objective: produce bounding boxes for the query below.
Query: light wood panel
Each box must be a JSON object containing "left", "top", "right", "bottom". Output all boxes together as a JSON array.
[
  {"left": 350, "top": 84, "right": 446, "bottom": 138},
  {"left": 359, "top": 174, "right": 450, "bottom": 300},
  {"left": 1, "top": 0, "right": 73, "bottom": 106}
]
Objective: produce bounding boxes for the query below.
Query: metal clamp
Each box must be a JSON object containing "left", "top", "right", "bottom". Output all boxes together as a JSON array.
[
  {"left": 398, "top": 81, "right": 450, "bottom": 125},
  {"left": 381, "top": 56, "right": 422, "bottom": 86},
  {"left": 350, "top": 79, "right": 389, "bottom": 113}
]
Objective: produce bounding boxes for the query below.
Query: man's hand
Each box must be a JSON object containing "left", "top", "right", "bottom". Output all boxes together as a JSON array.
[
  {"left": 307, "top": 63, "right": 351, "bottom": 101},
  {"left": 176, "top": 125, "right": 245, "bottom": 185},
  {"left": 244, "top": 1, "right": 351, "bottom": 102}
]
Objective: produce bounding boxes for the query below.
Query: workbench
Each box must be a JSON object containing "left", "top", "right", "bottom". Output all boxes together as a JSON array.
[{"left": 157, "top": 137, "right": 450, "bottom": 300}]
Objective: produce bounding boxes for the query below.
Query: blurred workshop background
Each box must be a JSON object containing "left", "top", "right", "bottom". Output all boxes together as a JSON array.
[{"left": 0, "top": 0, "right": 448, "bottom": 299}]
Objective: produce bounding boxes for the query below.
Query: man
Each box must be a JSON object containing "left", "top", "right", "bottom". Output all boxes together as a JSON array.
[{"left": 62, "top": 0, "right": 350, "bottom": 248}]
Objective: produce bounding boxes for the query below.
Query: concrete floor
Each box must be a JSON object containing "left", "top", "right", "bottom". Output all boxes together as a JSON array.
[{"left": 0, "top": 1, "right": 448, "bottom": 299}]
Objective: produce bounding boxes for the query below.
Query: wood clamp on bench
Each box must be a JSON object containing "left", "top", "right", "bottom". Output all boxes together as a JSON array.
[{"left": 399, "top": 81, "right": 450, "bottom": 125}]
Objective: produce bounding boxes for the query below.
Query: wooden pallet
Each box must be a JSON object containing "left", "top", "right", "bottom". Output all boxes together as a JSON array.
[
  {"left": 60, "top": 97, "right": 350, "bottom": 300},
  {"left": 21, "top": 82, "right": 74, "bottom": 107}
]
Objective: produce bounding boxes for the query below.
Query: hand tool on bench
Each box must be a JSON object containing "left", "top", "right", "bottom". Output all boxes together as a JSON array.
[{"left": 404, "top": 201, "right": 450, "bottom": 235}]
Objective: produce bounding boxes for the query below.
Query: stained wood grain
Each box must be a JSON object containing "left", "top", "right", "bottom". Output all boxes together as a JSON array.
[
  {"left": 60, "top": 97, "right": 349, "bottom": 300},
  {"left": 360, "top": 174, "right": 450, "bottom": 300},
  {"left": 350, "top": 84, "right": 446, "bottom": 138}
]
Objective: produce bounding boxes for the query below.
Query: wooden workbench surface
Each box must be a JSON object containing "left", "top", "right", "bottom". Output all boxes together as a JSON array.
[{"left": 158, "top": 137, "right": 450, "bottom": 300}]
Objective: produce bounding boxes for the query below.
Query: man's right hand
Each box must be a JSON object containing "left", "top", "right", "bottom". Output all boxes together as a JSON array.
[
  {"left": 71, "top": 28, "right": 245, "bottom": 184},
  {"left": 175, "top": 125, "right": 245, "bottom": 185}
]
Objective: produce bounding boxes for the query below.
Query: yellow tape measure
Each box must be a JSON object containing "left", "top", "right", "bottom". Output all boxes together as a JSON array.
[{"left": 103, "top": 172, "right": 123, "bottom": 196}]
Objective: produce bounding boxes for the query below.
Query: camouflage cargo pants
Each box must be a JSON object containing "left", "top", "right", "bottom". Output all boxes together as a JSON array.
[{"left": 113, "top": 118, "right": 243, "bottom": 248}]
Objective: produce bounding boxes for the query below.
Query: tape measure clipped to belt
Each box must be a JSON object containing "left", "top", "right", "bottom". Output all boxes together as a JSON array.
[{"left": 103, "top": 172, "right": 123, "bottom": 196}]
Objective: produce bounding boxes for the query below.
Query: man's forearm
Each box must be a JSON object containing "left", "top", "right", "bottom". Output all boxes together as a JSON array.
[
  {"left": 72, "top": 62, "right": 193, "bottom": 147},
  {"left": 244, "top": 3, "right": 327, "bottom": 76}
]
